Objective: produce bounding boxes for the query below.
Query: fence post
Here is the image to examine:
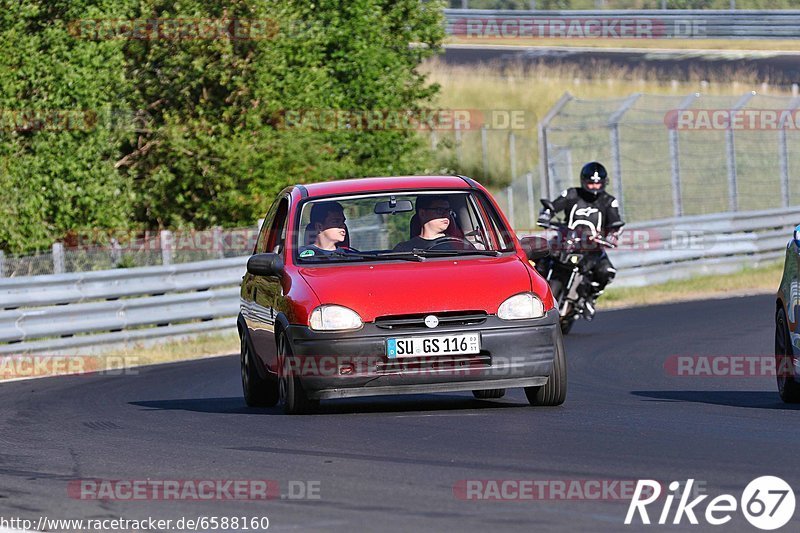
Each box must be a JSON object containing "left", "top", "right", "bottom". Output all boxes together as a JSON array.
[
  {"left": 481, "top": 126, "right": 489, "bottom": 179},
  {"left": 430, "top": 130, "right": 437, "bottom": 151},
  {"left": 538, "top": 93, "right": 573, "bottom": 202},
  {"left": 525, "top": 171, "right": 536, "bottom": 231},
  {"left": 160, "top": 230, "right": 173, "bottom": 266},
  {"left": 608, "top": 93, "right": 641, "bottom": 219},
  {"left": 52, "top": 242, "right": 65, "bottom": 274},
  {"left": 508, "top": 132, "right": 517, "bottom": 183},
  {"left": 779, "top": 97, "right": 800, "bottom": 208},
  {"left": 213, "top": 226, "right": 225, "bottom": 259},
  {"left": 669, "top": 93, "right": 700, "bottom": 217},
  {"left": 726, "top": 92, "right": 755, "bottom": 212},
  {"left": 506, "top": 186, "right": 515, "bottom": 230},
  {"left": 454, "top": 118, "right": 463, "bottom": 167},
  {"left": 0, "top": 250, "right": 5, "bottom": 278}
]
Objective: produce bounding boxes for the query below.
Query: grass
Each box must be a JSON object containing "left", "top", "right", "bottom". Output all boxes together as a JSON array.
[
  {"left": 599, "top": 260, "right": 783, "bottom": 309},
  {"left": 448, "top": 37, "right": 800, "bottom": 52}
]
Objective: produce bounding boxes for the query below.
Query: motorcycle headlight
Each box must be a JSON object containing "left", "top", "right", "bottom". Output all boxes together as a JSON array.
[
  {"left": 497, "top": 293, "right": 545, "bottom": 320},
  {"left": 309, "top": 305, "right": 363, "bottom": 331}
]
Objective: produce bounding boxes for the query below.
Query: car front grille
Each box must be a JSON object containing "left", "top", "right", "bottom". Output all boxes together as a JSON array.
[{"left": 374, "top": 311, "right": 488, "bottom": 330}]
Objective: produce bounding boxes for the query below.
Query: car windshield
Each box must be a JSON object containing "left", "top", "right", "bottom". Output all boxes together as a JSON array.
[{"left": 295, "top": 190, "right": 515, "bottom": 263}]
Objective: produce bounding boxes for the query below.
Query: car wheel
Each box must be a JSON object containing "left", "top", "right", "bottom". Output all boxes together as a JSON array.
[
  {"left": 472, "top": 389, "right": 506, "bottom": 399},
  {"left": 775, "top": 307, "right": 800, "bottom": 403},
  {"left": 278, "top": 332, "right": 320, "bottom": 415},
  {"left": 241, "top": 332, "right": 278, "bottom": 407},
  {"left": 525, "top": 331, "right": 567, "bottom": 406}
]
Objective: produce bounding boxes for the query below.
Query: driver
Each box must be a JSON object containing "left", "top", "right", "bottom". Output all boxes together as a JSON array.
[
  {"left": 393, "top": 195, "right": 473, "bottom": 252},
  {"left": 537, "top": 161, "right": 624, "bottom": 318},
  {"left": 298, "top": 201, "right": 350, "bottom": 258}
]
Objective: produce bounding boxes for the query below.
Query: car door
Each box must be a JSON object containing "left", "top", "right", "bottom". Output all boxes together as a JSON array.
[{"left": 247, "top": 196, "right": 290, "bottom": 373}]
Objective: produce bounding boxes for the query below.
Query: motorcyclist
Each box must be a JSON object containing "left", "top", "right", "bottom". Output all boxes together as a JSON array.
[{"left": 537, "top": 161, "right": 624, "bottom": 318}]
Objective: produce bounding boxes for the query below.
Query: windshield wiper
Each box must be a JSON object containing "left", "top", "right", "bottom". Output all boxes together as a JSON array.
[
  {"left": 302, "top": 250, "right": 425, "bottom": 262},
  {"left": 407, "top": 249, "right": 503, "bottom": 257}
]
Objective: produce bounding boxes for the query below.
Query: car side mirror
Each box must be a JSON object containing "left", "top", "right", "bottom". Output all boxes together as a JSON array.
[
  {"left": 520, "top": 236, "right": 550, "bottom": 261},
  {"left": 247, "top": 253, "right": 284, "bottom": 277}
]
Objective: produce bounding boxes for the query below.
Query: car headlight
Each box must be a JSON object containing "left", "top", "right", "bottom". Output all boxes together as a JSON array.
[
  {"left": 497, "top": 293, "right": 545, "bottom": 320},
  {"left": 309, "top": 305, "right": 363, "bottom": 331}
]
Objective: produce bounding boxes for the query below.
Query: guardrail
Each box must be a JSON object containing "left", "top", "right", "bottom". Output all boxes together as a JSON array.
[
  {"left": 444, "top": 9, "right": 800, "bottom": 39},
  {"left": 0, "top": 257, "right": 247, "bottom": 355},
  {"left": 1, "top": 208, "right": 794, "bottom": 354},
  {"left": 606, "top": 207, "right": 796, "bottom": 287}
]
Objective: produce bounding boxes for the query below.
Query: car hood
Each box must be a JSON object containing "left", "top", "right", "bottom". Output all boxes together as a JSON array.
[{"left": 297, "top": 256, "right": 535, "bottom": 322}]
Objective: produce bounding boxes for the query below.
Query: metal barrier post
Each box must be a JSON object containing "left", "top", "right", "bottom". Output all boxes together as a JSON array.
[
  {"left": 160, "top": 230, "right": 174, "bottom": 266},
  {"left": 52, "top": 243, "right": 65, "bottom": 274}
]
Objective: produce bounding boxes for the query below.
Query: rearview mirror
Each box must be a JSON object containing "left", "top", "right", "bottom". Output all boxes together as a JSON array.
[
  {"left": 374, "top": 200, "right": 413, "bottom": 215},
  {"left": 247, "top": 253, "right": 284, "bottom": 277},
  {"left": 520, "top": 236, "right": 550, "bottom": 261}
]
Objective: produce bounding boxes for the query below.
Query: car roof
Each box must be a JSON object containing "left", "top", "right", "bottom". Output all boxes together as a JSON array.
[{"left": 300, "top": 176, "right": 474, "bottom": 198}]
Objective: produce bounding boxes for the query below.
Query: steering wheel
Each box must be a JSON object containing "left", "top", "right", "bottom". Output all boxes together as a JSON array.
[{"left": 428, "top": 237, "right": 475, "bottom": 250}]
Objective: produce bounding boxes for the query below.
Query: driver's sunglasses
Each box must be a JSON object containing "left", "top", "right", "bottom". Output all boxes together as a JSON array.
[{"left": 423, "top": 207, "right": 454, "bottom": 217}]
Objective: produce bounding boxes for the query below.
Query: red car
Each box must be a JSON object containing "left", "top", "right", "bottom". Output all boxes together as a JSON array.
[{"left": 238, "top": 175, "right": 565, "bottom": 414}]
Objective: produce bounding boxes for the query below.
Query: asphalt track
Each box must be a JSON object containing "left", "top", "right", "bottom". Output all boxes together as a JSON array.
[
  {"left": 1, "top": 293, "right": 798, "bottom": 532},
  {"left": 442, "top": 44, "right": 800, "bottom": 84}
]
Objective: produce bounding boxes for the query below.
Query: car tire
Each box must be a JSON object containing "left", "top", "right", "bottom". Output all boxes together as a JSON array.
[
  {"left": 472, "top": 389, "right": 506, "bottom": 399},
  {"left": 775, "top": 307, "right": 800, "bottom": 403},
  {"left": 525, "top": 331, "right": 567, "bottom": 406},
  {"left": 241, "top": 332, "right": 278, "bottom": 407},
  {"left": 278, "top": 332, "right": 320, "bottom": 415}
]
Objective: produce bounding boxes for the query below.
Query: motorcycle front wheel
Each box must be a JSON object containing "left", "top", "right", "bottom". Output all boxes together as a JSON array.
[{"left": 548, "top": 278, "right": 576, "bottom": 335}]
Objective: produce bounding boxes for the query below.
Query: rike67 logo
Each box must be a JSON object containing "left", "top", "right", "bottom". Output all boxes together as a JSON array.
[{"left": 625, "top": 477, "right": 796, "bottom": 530}]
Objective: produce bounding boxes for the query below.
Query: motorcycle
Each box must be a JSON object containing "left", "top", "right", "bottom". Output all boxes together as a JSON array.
[{"left": 535, "top": 199, "right": 624, "bottom": 335}]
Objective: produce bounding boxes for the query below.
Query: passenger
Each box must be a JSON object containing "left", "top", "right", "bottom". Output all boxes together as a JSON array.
[
  {"left": 299, "top": 201, "right": 348, "bottom": 258},
  {"left": 393, "top": 195, "right": 472, "bottom": 252}
]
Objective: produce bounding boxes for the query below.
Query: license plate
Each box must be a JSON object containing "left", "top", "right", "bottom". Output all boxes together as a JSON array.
[{"left": 387, "top": 334, "right": 481, "bottom": 359}]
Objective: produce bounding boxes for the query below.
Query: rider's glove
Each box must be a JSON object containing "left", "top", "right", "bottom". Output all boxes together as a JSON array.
[
  {"left": 537, "top": 208, "right": 552, "bottom": 226},
  {"left": 604, "top": 232, "right": 619, "bottom": 247}
]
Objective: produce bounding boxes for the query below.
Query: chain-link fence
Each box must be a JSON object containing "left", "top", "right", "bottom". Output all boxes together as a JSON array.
[
  {"left": 539, "top": 91, "right": 800, "bottom": 224},
  {"left": 0, "top": 227, "right": 259, "bottom": 278}
]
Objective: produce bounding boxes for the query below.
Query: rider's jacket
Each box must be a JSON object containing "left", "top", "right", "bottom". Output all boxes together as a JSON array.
[{"left": 544, "top": 188, "right": 623, "bottom": 238}]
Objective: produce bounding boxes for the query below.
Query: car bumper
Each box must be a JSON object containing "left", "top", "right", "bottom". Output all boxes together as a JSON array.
[{"left": 285, "top": 309, "right": 561, "bottom": 400}]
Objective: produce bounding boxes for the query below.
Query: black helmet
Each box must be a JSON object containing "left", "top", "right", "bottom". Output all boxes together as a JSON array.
[{"left": 580, "top": 162, "right": 608, "bottom": 196}]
